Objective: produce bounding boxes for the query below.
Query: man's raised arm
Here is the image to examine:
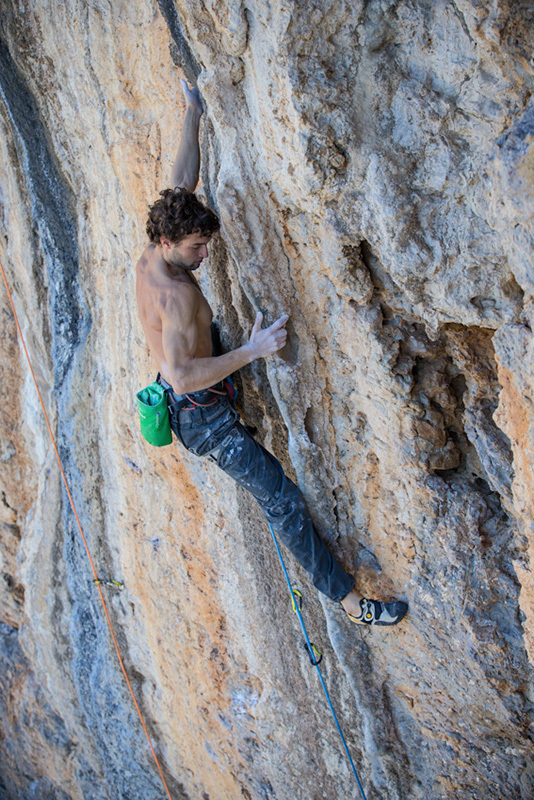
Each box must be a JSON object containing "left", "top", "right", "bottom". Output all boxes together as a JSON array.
[
  {"left": 171, "top": 80, "right": 203, "bottom": 192},
  {"left": 162, "top": 300, "right": 289, "bottom": 395}
]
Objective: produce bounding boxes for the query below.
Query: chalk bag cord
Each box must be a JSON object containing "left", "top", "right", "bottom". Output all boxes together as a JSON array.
[
  {"left": 0, "top": 257, "right": 175, "bottom": 800},
  {"left": 267, "top": 522, "right": 368, "bottom": 800}
]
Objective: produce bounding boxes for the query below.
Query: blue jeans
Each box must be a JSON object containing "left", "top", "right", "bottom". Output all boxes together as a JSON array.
[{"left": 161, "top": 379, "right": 355, "bottom": 603}]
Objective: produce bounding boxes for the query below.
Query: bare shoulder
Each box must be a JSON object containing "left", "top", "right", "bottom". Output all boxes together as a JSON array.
[
  {"left": 136, "top": 242, "right": 157, "bottom": 272},
  {"left": 159, "top": 280, "right": 198, "bottom": 322},
  {"left": 136, "top": 243, "right": 199, "bottom": 330}
]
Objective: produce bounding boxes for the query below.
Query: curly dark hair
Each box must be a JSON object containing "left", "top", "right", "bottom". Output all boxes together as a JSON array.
[{"left": 146, "top": 187, "right": 220, "bottom": 244}]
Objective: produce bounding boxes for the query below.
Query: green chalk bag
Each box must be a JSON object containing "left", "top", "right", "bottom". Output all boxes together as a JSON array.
[{"left": 136, "top": 382, "right": 173, "bottom": 447}]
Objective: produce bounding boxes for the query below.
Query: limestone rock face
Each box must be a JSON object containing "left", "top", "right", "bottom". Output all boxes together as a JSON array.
[{"left": 1, "top": 2, "right": 533, "bottom": 799}]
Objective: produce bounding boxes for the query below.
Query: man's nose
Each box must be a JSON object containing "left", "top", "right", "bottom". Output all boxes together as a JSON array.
[{"left": 199, "top": 245, "right": 208, "bottom": 258}]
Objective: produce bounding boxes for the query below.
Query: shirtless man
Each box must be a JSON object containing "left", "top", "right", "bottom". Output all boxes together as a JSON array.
[{"left": 136, "top": 80, "right": 407, "bottom": 627}]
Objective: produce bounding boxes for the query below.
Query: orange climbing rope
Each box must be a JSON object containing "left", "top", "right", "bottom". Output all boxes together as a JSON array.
[{"left": 0, "top": 256, "right": 174, "bottom": 800}]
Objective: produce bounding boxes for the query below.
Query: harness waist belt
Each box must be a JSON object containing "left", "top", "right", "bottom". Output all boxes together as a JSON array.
[{"left": 156, "top": 374, "right": 227, "bottom": 409}]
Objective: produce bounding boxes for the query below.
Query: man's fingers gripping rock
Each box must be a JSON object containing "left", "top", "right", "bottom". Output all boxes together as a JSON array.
[{"left": 269, "top": 313, "right": 289, "bottom": 331}]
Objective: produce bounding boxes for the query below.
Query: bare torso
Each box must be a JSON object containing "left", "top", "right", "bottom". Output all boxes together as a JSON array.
[{"left": 136, "top": 243, "right": 213, "bottom": 384}]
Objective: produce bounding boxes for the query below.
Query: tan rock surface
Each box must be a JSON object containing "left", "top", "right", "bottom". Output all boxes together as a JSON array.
[{"left": 1, "top": 2, "right": 533, "bottom": 799}]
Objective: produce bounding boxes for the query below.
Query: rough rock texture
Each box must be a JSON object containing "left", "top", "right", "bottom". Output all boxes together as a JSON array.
[{"left": 1, "top": 1, "right": 534, "bottom": 798}]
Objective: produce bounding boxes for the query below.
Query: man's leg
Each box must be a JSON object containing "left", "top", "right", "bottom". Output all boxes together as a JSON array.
[
  {"left": 174, "top": 398, "right": 407, "bottom": 624},
  {"left": 171, "top": 398, "right": 351, "bottom": 597},
  {"left": 213, "top": 422, "right": 407, "bottom": 624},
  {"left": 214, "top": 421, "right": 355, "bottom": 603}
]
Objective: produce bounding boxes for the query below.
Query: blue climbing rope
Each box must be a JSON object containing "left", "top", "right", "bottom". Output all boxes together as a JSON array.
[{"left": 267, "top": 522, "right": 368, "bottom": 800}]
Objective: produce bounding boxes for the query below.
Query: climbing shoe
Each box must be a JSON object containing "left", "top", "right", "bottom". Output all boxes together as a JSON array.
[{"left": 343, "top": 597, "right": 408, "bottom": 627}]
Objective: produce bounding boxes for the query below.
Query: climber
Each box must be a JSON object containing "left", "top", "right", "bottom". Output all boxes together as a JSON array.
[{"left": 135, "top": 79, "right": 408, "bottom": 627}]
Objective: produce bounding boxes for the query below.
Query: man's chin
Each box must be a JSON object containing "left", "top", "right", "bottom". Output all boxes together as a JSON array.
[
  {"left": 167, "top": 258, "right": 201, "bottom": 271},
  {"left": 180, "top": 259, "right": 203, "bottom": 270}
]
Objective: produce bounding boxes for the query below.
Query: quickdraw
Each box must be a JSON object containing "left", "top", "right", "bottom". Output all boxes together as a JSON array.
[
  {"left": 291, "top": 589, "right": 322, "bottom": 665},
  {"left": 291, "top": 587, "right": 303, "bottom": 613},
  {"left": 93, "top": 579, "right": 124, "bottom": 590},
  {"left": 304, "top": 641, "right": 323, "bottom": 666}
]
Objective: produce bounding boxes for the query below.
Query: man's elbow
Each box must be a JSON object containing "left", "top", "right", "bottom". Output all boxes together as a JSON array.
[
  {"left": 172, "top": 176, "right": 196, "bottom": 194},
  {"left": 171, "top": 373, "right": 189, "bottom": 395},
  {"left": 171, "top": 362, "right": 202, "bottom": 394},
  {"left": 170, "top": 367, "right": 191, "bottom": 394}
]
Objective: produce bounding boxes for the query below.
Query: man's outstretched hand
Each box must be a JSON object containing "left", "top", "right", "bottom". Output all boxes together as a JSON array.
[
  {"left": 248, "top": 312, "right": 289, "bottom": 359},
  {"left": 180, "top": 78, "right": 203, "bottom": 118}
]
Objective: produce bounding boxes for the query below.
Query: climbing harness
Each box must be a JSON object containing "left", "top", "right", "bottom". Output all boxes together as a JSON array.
[
  {"left": 268, "top": 522, "right": 368, "bottom": 800},
  {"left": 153, "top": 373, "right": 238, "bottom": 453},
  {"left": 0, "top": 257, "right": 175, "bottom": 800},
  {"left": 154, "top": 373, "right": 236, "bottom": 413},
  {"left": 184, "top": 383, "right": 227, "bottom": 408}
]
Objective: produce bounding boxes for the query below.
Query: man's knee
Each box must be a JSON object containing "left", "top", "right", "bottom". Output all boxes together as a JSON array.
[{"left": 266, "top": 479, "right": 308, "bottom": 524}]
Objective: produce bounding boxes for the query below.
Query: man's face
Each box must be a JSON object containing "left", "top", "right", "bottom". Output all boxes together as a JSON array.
[{"left": 161, "top": 232, "right": 212, "bottom": 271}]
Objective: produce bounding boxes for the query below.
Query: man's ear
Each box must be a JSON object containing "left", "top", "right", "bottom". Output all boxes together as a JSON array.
[{"left": 160, "top": 237, "right": 171, "bottom": 249}]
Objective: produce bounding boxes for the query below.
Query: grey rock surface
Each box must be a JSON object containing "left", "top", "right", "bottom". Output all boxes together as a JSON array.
[{"left": 0, "top": 2, "right": 533, "bottom": 799}]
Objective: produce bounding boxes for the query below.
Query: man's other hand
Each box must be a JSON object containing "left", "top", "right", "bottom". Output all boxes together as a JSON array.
[
  {"left": 180, "top": 79, "right": 203, "bottom": 118},
  {"left": 248, "top": 312, "right": 289, "bottom": 358}
]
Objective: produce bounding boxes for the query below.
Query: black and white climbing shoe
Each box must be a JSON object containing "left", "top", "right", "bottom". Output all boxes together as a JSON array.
[{"left": 343, "top": 597, "right": 408, "bottom": 627}]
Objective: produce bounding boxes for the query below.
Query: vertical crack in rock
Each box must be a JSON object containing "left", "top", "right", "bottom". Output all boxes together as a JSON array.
[
  {"left": 0, "top": 35, "right": 88, "bottom": 389},
  {"left": 157, "top": 0, "right": 201, "bottom": 81},
  {"left": 0, "top": 31, "right": 184, "bottom": 800}
]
